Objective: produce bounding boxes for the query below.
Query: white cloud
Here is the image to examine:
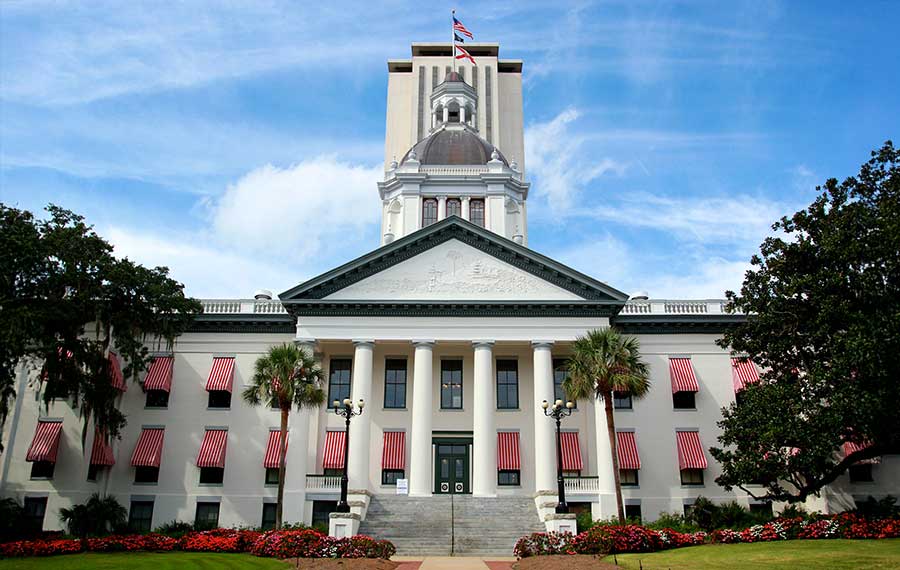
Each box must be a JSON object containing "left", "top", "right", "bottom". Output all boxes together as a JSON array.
[
  {"left": 554, "top": 233, "right": 636, "bottom": 292},
  {"left": 639, "top": 257, "right": 752, "bottom": 299},
  {"left": 525, "top": 108, "right": 627, "bottom": 212},
  {"left": 210, "top": 156, "right": 382, "bottom": 260},
  {"left": 105, "top": 226, "right": 298, "bottom": 298}
]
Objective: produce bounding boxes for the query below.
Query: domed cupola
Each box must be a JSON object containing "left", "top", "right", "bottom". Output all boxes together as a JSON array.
[{"left": 401, "top": 125, "right": 509, "bottom": 167}]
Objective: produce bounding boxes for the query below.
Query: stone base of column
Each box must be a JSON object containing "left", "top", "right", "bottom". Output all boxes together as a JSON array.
[
  {"left": 534, "top": 490, "right": 558, "bottom": 523},
  {"left": 544, "top": 513, "right": 577, "bottom": 534},
  {"left": 329, "top": 513, "right": 360, "bottom": 538}
]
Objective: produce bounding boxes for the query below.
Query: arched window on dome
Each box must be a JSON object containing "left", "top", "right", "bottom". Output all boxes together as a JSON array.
[
  {"left": 446, "top": 198, "right": 461, "bottom": 218},
  {"left": 470, "top": 199, "right": 485, "bottom": 227},
  {"left": 422, "top": 198, "right": 438, "bottom": 227}
]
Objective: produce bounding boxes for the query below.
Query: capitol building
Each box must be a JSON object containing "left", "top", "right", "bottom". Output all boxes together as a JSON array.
[{"left": 2, "top": 41, "right": 896, "bottom": 555}]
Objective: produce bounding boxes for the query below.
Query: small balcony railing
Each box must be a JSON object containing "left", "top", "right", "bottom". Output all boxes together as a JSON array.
[
  {"left": 305, "top": 474, "right": 342, "bottom": 492},
  {"left": 564, "top": 476, "right": 599, "bottom": 494}
]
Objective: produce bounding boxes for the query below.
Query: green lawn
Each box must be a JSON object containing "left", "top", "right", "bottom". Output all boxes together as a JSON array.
[
  {"left": 610, "top": 539, "right": 900, "bottom": 570},
  {"left": 0, "top": 552, "right": 289, "bottom": 570}
]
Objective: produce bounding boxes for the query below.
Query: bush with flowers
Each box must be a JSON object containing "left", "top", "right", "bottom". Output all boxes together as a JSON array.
[
  {"left": 514, "top": 513, "right": 900, "bottom": 558},
  {"left": 248, "top": 529, "right": 395, "bottom": 559},
  {"left": 181, "top": 528, "right": 261, "bottom": 553}
]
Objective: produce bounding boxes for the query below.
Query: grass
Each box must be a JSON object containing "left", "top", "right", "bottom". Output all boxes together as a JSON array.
[
  {"left": 609, "top": 539, "right": 900, "bottom": 570},
  {"left": 0, "top": 552, "right": 289, "bottom": 570}
]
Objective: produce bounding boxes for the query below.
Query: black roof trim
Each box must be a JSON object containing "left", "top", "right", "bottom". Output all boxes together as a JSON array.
[
  {"left": 612, "top": 314, "right": 746, "bottom": 335},
  {"left": 280, "top": 216, "right": 628, "bottom": 305},
  {"left": 188, "top": 314, "right": 295, "bottom": 334},
  {"left": 286, "top": 300, "right": 621, "bottom": 318}
]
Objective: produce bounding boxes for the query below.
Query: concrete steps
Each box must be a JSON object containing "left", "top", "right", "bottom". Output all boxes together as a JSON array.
[{"left": 357, "top": 494, "right": 544, "bottom": 556}]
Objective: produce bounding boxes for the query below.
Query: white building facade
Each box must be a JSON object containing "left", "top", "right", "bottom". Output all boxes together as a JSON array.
[{"left": 1, "top": 41, "right": 897, "bottom": 551}]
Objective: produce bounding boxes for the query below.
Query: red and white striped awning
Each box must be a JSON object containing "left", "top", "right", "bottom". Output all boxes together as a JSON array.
[
  {"left": 497, "top": 431, "right": 520, "bottom": 470},
  {"left": 196, "top": 429, "right": 228, "bottom": 468},
  {"left": 90, "top": 429, "right": 115, "bottom": 466},
  {"left": 616, "top": 431, "right": 641, "bottom": 470},
  {"left": 670, "top": 358, "right": 700, "bottom": 393},
  {"left": 560, "top": 431, "right": 583, "bottom": 471},
  {"left": 732, "top": 358, "right": 760, "bottom": 392},
  {"left": 676, "top": 430, "right": 708, "bottom": 469},
  {"left": 26, "top": 420, "right": 63, "bottom": 463},
  {"left": 205, "top": 357, "right": 235, "bottom": 392},
  {"left": 131, "top": 427, "right": 165, "bottom": 467},
  {"left": 144, "top": 357, "right": 173, "bottom": 392},
  {"left": 382, "top": 431, "right": 406, "bottom": 470},
  {"left": 108, "top": 352, "right": 126, "bottom": 392},
  {"left": 264, "top": 430, "right": 287, "bottom": 469},
  {"left": 323, "top": 431, "right": 346, "bottom": 469},
  {"left": 843, "top": 441, "right": 881, "bottom": 465}
]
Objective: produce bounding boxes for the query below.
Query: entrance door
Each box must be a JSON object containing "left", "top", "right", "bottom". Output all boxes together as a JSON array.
[{"left": 435, "top": 443, "right": 470, "bottom": 494}]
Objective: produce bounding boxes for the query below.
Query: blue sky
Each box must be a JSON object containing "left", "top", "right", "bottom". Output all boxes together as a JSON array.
[{"left": 2, "top": 1, "right": 898, "bottom": 299}]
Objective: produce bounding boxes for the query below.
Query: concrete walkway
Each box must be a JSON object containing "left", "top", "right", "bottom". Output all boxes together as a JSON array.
[{"left": 393, "top": 556, "right": 516, "bottom": 570}]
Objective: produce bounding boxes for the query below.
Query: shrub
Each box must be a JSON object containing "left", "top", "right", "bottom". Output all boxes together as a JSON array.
[
  {"left": 513, "top": 532, "right": 577, "bottom": 558},
  {"left": 852, "top": 496, "right": 900, "bottom": 520},
  {"left": 181, "top": 529, "right": 260, "bottom": 553},
  {"left": 153, "top": 520, "right": 194, "bottom": 538},
  {"left": 249, "top": 529, "right": 395, "bottom": 559},
  {"left": 59, "top": 494, "right": 127, "bottom": 538},
  {"left": 644, "top": 512, "right": 700, "bottom": 533}
]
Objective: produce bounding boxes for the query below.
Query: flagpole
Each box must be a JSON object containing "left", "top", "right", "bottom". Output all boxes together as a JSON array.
[{"left": 451, "top": 9, "right": 456, "bottom": 73}]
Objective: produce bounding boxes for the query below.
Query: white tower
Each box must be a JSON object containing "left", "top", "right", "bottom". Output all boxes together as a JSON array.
[{"left": 379, "top": 44, "right": 529, "bottom": 246}]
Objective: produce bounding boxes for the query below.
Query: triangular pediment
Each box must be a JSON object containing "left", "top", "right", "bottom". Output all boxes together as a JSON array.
[{"left": 280, "top": 217, "right": 628, "bottom": 306}]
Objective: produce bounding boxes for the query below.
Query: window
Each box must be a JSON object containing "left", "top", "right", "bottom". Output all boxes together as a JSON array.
[
  {"left": 265, "top": 468, "right": 280, "bottom": 485},
  {"left": 673, "top": 391, "right": 696, "bottom": 409},
  {"left": 145, "top": 390, "right": 169, "bottom": 408},
  {"left": 422, "top": 198, "right": 438, "bottom": 226},
  {"left": 134, "top": 466, "right": 159, "bottom": 484},
  {"left": 30, "top": 461, "right": 55, "bottom": 479},
  {"left": 261, "top": 503, "right": 277, "bottom": 531},
  {"left": 324, "top": 468, "right": 343, "bottom": 477},
  {"left": 383, "top": 359, "right": 407, "bottom": 409},
  {"left": 620, "top": 469, "right": 639, "bottom": 486},
  {"left": 498, "top": 470, "right": 520, "bottom": 486},
  {"left": 563, "top": 470, "right": 581, "bottom": 478},
  {"left": 680, "top": 468, "right": 704, "bottom": 485},
  {"left": 849, "top": 464, "right": 874, "bottom": 483},
  {"left": 446, "top": 198, "right": 461, "bottom": 217},
  {"left": 128, "top": 501, "right": 154, "bottom": 532},
  {"left": 683, "top": 503, "right": 694, "bottom": 518},
  {"left": 23, "top": 497, "right": 47, "bottom": 532},
  {"left": 552, "top": 359, "right": 575, "bottom": 408},
  {"left": 382, "top": 469, "right": 405, "bottom": 485},
  {"left": 199, "top": 467, "right": 224, "bottom": 485},
  {"left": 328, "top": 359, "right": 352, "bottom": 405},
  {"left": 194, "top": 502, "right": 220, "bottom": 530},
  {"left": 614, "top": 391, "right": 632, "bottom": 409},
  {"left": 496, "top": 359, "right": 519, "bottom": 409},
  {"left": 207, "top": 390, "right": 231, "bottom": 408},
  {"left": 87, "top": 464, "right": 103, "bottom": 481},
  {"left": 470, "top": 199, "right": 485, "bottom": 227},
  {"left": 440, "top": 360, "right": 463, "bottom": 409},
  {"left": 312, "top": 501, "right": 337, "bottom": 529},
  {"left": 749, "top": 502, "right": 773, "bottom": 516},
  {"left": 625, "top": 504, "right": 642, "bottom": 522}
]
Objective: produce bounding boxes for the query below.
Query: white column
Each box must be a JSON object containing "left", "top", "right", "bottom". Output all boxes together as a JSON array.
[
  {"left": 437, "top": 195, "right": 447, "bottom": 221},
  {"left": 409, "top": 340, "right": 435, "bottom": 496},
  {"left": 594, "top": 398, "right": 618, "bottom": 517},
  {"left": 460, "top": 106, "right": 467, "bottom": 124},
  {"left": 532, "top": 341, "right": 557, "bottom": 492},
  {"left": 472, "top": 341, "right": 496, "bottom": 497},
  {"left": 442, "top": 106, "right": 449, "bottom": 123},
  {"left": 348, "top": 340, "right": 374, "bottom": 491},
  {"left": 461, "top": 196, "right": 471, "bottom": 221}
]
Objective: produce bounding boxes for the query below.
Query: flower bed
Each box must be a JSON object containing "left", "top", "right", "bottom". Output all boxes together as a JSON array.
[
  {"left": 515, "top": 514, "right": 900, "bottom": 558},
  {"left": 0, "top": 528, "right": 394, "bottom": 560}
]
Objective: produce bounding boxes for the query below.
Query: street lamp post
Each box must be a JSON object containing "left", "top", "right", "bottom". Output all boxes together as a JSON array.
[
  {"left": 333, "top": 397, "right": 365, "bottom": 513},
  {"left": 542, "top": 398, "right": 575, "bottom": 514}
]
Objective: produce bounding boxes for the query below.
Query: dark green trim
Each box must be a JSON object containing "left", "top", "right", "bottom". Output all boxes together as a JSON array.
[
  {"left": 279, "top": 216, "right": 629, "bottom": 306},
  {"left": 187, "top": 314, "right": 294, "bottom": 334},
  {"left": 286, "top": 300, "right": 620, "bottom": 317},
  {"left": 432, "top": 436, "right": 474, "bottom": 444},
  {"left": 612, "top": 314, "right": 746, "bottom": 334}
]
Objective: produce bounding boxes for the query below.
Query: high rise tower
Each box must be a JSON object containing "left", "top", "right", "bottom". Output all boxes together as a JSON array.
[{"left": 379, "top": 43, "right": 529, "bottom": 246}]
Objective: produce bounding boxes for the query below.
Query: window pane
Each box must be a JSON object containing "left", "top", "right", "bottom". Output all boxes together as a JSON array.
[
  {"left": 146, "top": 390, "right": 169, "bottom": 408},
  {"left": 207, "top": 390, "right": 231, "bottom": 408},
  {"left": 422, "top": 199, "right": 438, "bottom": 226},
  {"left": 128, "top": 501, "right": 154, "bottom": 533},
  {"left": 328, "top": 359, "right": 352, "bottom": 404},
  {"left": 470, "top": 200, "right": 485, "bottom": 227},
  {"left": 384, "top": 359, "right": 407, "bottom": 408},
  {"left": 265, "top": 468, "right": 280, "bottom": 485},
  {"left": 673, "top": 391, "right": 696, "bottom": 409},
  {"left": 261, "top": 503, "right": 277, "bottom": 530},
  {"left": 496, "top": 359, "right": 518, "bottom": 409},
  {"left": 195, "top": 503, "right": 220, "bottom": 530},
  {"left": 552, "top": 359, "right": 575, "bottom": 407},
  {"left": 446, "top": 199, "right": 461, "bottom": 217},
  {"left": 441, "top": 360, "right": 463, "bottom": 409},
  {"left": 614, "top": 391, "right": 632, "bottom": 409}
]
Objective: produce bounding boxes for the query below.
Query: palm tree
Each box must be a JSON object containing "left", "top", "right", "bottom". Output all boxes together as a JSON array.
[
  {"left": 243, "top": 343, "right": 325, "bottom": 529},
  {"left": 59, "top": 493, "right": 126, "bottom": 537},
  {"left": 564, "top": 328, "right": 650, "bottom": 523}
]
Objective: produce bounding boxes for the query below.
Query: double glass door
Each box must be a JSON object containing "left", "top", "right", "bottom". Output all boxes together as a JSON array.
[{"left": 435, "top": 443, "right": 470, "bottom": 494}]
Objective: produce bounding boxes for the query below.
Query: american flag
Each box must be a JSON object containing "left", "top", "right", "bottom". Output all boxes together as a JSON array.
[{"left": 453, "top": 16, "right": 473, "bottom": 39}]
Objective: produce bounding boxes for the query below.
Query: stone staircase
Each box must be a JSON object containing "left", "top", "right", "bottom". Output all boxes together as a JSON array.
[{"left": 357, "top": 494, "right": 545, "bottom": 556}]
